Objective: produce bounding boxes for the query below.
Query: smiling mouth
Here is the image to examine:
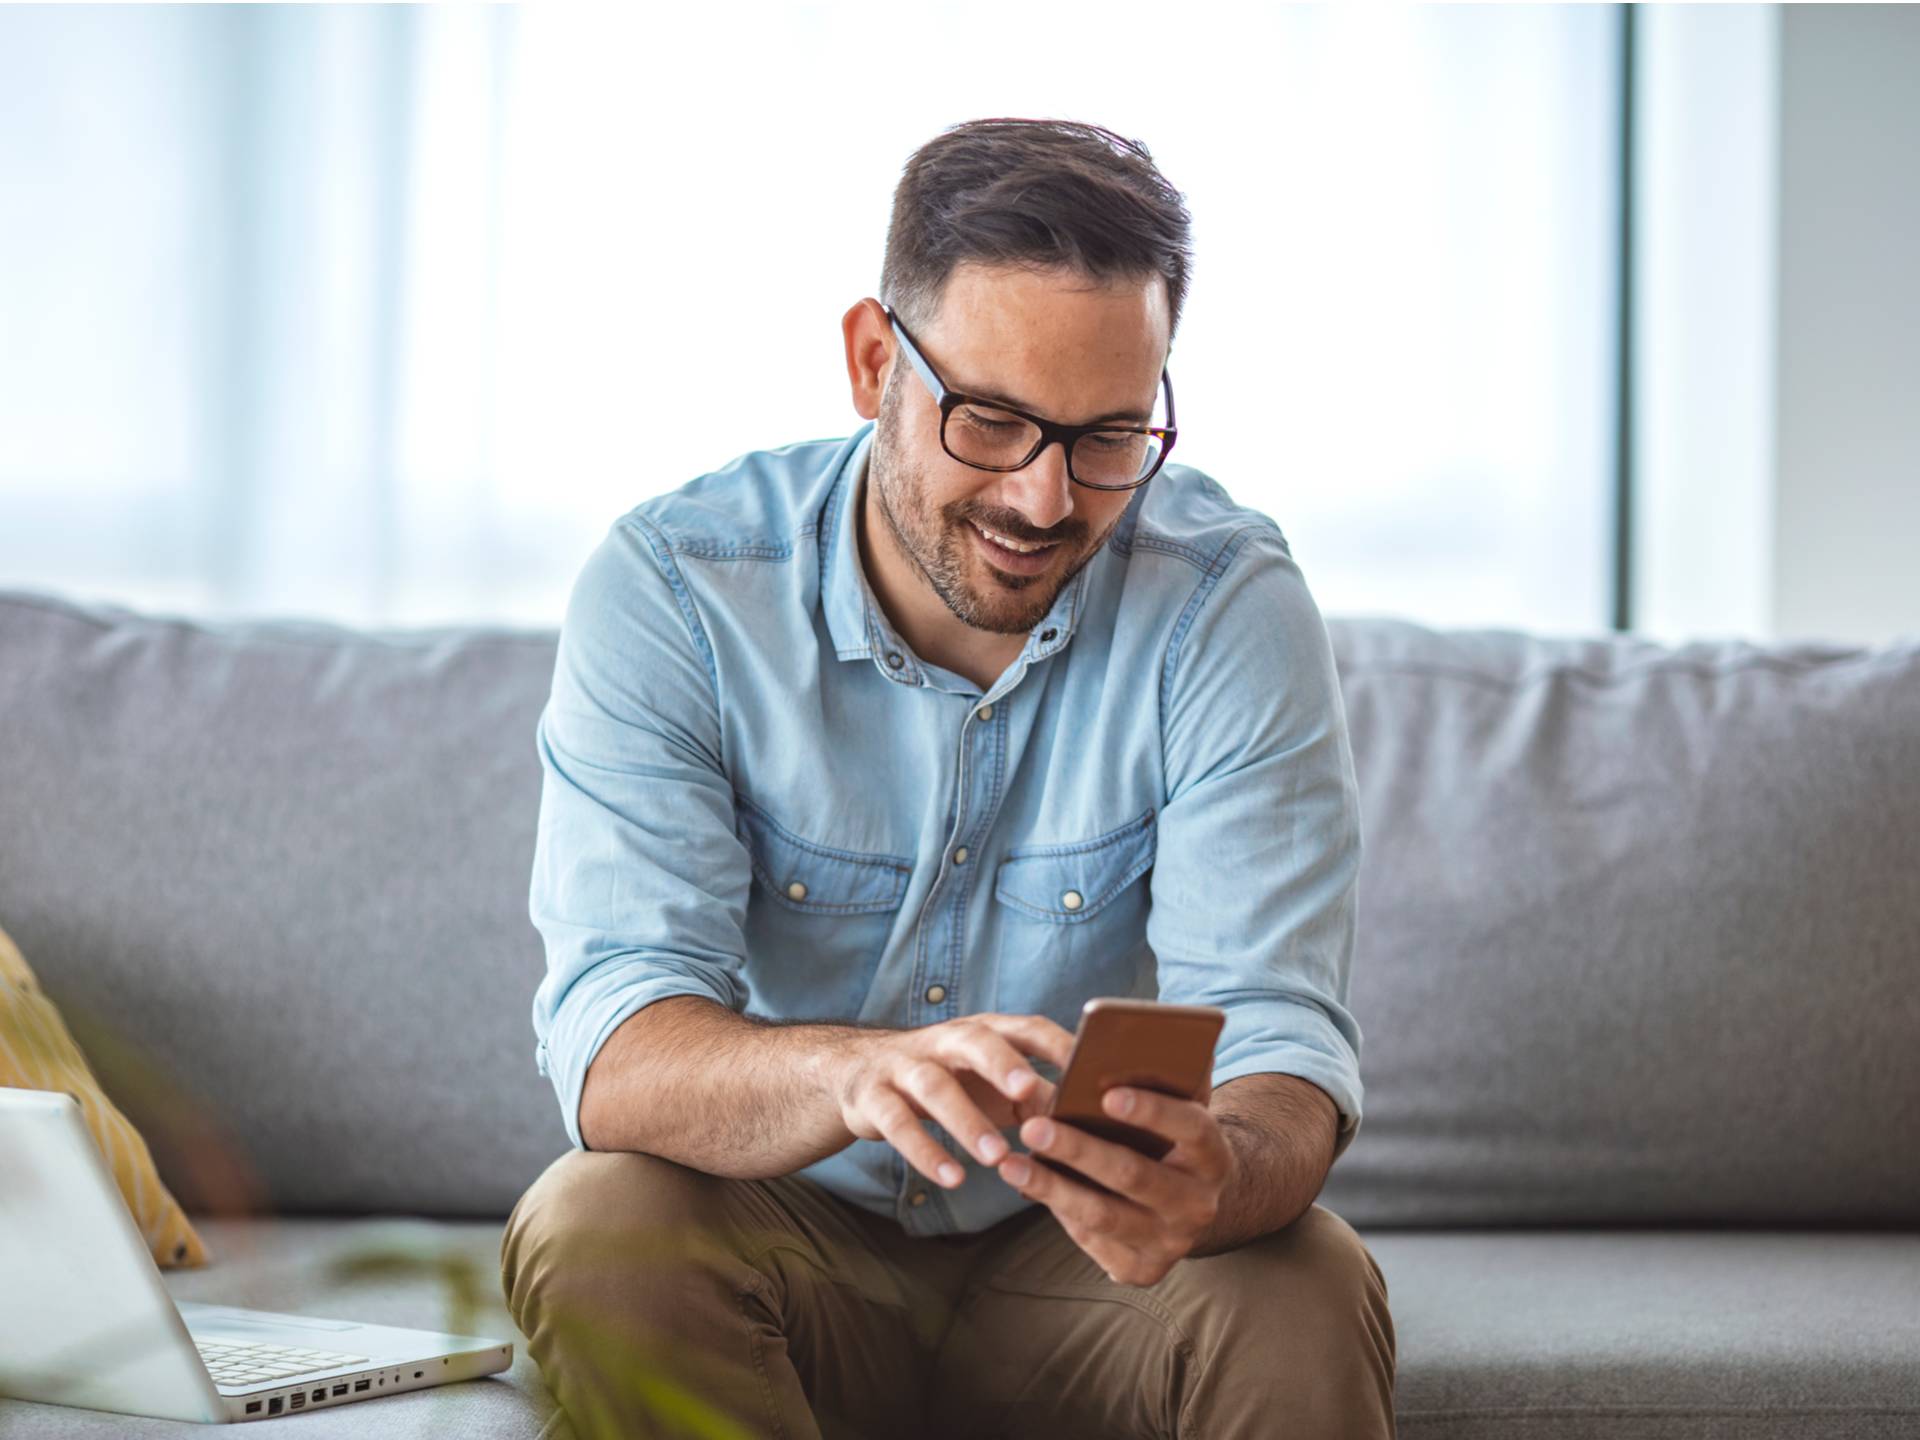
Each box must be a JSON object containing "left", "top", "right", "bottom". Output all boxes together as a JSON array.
[{"left": 970, "top": 521, "right": 1058, "bottom": 556}]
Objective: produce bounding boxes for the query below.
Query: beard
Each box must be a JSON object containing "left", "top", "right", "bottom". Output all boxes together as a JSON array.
[{"left": 868, "top": 366, "right": 1108, "bottom": 637}]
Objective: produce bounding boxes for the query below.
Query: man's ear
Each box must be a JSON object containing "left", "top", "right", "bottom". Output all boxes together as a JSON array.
[{"left": 842, "top": 297, "right": 893, "bottom": 422}]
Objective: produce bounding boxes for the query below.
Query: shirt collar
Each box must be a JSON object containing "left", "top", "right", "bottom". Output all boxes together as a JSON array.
[{"left": 819, "top": 421, "right": 1094, "bottom": 683}]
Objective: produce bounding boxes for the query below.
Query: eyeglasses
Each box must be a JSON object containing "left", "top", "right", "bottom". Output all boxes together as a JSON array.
[{"left": 881, "top": 302, "right": 1177, "bottom": 491}]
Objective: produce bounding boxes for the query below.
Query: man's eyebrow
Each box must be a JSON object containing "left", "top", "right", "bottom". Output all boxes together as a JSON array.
[{"left": 958, "top": 381, "right": 1154, "bottom": 427}]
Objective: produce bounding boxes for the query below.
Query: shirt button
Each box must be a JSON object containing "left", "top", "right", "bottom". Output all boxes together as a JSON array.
[
  {"left": 885, "top": 651, "right": 905, "bottom": 669},
  {"left": 787, "top": 880, "right": 808, "bottom": 901},
  {"left": 909, "top": 1190, "right": 928, "bottom": 1207},
  {"left": 925, "top": 984, "right": 947, "bottom": 1004},
  {"left": 1061, "top": 890, "right": 1084, "bottom": 911},
  {"left": 976, "top": 704, "right": 994, "bottom": 722},
  {"left": 952, "top": 847, "right": 969, "bottom": 865},
  {"left": 1041, "top": 628, "right": 1057, "bottom": 642}
]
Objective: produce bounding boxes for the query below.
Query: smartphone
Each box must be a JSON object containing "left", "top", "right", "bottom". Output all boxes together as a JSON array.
[{"left": 1035, "top": 997, "right": 1226, "bottom": 1192}]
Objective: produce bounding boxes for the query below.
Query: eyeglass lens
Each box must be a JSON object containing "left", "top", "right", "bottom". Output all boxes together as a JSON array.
[{"left": 943, "top": 402, "right": 1164, "bottom": 487}]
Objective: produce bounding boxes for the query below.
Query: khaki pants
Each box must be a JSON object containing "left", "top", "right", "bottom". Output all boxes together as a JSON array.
[{"left": 500, "top": 1149, "right": 1396, "bottom": 1440}]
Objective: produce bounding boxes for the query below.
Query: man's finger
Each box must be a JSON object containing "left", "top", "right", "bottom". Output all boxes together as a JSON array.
[
  {"left": 1101, "top": 1087, "right": 1219, "bottom": 1154},
  {"left": 1099, "top": 1088, "right": 1231, "bottom": 1186},
  {"left": 998, "top": 1148, "right": 1192, "bottom": 1289},
  {"left": 996, "top": 1147, "right": 1146, "bottom": 1248},
  {"left": 1015, "top": 1074, "right": 1058, "bottom": 1121},
  {"left": 866, "top": 1092, "right": 965, "bottom": 1190},
  {"left": 894, "top": 1059, "right": 1010, "bottom": 1166},
  {"left": 1020, "top": 1115, "right": 1194, "bottom": 1212},
  {"left": 981, "top": 1012, "right": 1075, "bottom": 1069},
  {"left": 942, "top": 1025, "right": 1046, "bottom": 1107}
]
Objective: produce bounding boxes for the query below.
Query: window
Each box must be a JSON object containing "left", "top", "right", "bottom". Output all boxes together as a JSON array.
[{"left": 0, "top": 4, "right": 1620, "bottom": 632}]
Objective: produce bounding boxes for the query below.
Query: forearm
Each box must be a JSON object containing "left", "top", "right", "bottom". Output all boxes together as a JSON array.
[
  {"left": 577, "top": 994, "right": 878, "bottom": 1177},
  {"left": 1186, "top": 1072, "right": 1341, "bottom": 1257}
]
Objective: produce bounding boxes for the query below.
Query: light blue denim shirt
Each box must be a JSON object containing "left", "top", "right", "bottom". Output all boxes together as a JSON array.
[{"left": 528, "top": 419, "right": 1364, "bottom": 1236}]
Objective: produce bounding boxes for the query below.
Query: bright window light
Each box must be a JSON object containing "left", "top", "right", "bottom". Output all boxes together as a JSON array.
[{"left": 0, "top": 3, "right": 1617, "bottom": 633}]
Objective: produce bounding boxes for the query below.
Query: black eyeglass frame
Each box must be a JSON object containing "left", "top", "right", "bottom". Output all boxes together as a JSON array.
[{"left": 881, "top": 301, "right": 1177, "bottom": 491}]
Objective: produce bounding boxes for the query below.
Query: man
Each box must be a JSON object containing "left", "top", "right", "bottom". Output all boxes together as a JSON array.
[{"left": 503, "top": 117, "right": 1395, "bottom": 1439}]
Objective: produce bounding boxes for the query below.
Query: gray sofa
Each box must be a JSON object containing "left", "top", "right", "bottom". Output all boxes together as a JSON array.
[{"left": 2, "top": 582, "right": 1916, "bottom": 1439}]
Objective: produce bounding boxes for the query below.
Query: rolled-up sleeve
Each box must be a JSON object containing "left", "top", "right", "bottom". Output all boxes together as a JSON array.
[
  {"left": 1148, "top": 527, "right": 1366, "bottom": 1163},
  {"left": 528, "top": 517, "right": 752, "bottom": 1150}
]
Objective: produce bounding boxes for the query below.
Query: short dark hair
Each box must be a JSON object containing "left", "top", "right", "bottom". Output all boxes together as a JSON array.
[{"left": 878, "top": 117, "right": 1194, "bottom": 346}]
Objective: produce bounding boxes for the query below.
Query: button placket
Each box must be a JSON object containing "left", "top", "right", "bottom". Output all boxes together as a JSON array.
[{"left": 913, "top": 693, "right": 1004, "bottom": 1038}]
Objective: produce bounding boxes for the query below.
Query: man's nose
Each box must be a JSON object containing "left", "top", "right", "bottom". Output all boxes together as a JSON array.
[{"left": 993, "top": 437, "right": 1076, "bottom": 534}]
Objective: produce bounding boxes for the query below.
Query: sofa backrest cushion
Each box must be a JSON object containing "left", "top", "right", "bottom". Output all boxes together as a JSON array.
[
  {"left": 1317, "top": 619, "right": 1920, "bottom": 1226},
  {"left": 0, "top": 590, "right": 567, "bottom": 1216},
  {"left": 5, "top": 587, "right": 1916, "bottom": 1223}
]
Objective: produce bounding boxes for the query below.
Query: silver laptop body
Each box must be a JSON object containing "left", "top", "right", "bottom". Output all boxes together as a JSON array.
[{"left": 0, "top": 1087, "right": 512, "bottom": 1424}]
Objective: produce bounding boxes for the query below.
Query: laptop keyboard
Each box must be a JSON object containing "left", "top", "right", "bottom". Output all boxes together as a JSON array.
[{"left": 195, "top": 1338, "right": 371, "bottom": 1386}]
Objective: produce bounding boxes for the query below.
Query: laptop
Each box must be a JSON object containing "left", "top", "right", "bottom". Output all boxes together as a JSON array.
[{"left": 0, "top": 1086, "right": 513, "bottom": 1424}]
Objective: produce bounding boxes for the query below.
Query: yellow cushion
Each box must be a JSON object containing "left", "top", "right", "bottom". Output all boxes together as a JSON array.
[{"left": 0, "top": 921, "right": 208, "bottom": 1269}]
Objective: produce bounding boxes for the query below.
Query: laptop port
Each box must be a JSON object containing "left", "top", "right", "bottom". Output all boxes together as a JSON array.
[
  {"left": 268, "top": 1397, "right": 282, "bottom": 1415},
  {"left": 332, "top": 1383, "right": 348, "bottom": 1395},
  {"left": 354, "top": 1379, "right": 371, "bottom": 1392},
  {"left": 312, "top": 1388, "right": 325, "bottom": 1401},
  {"left": 289, "top": 1393, "right": 304, "bottom": 1409},
  {"left": 414, "top": 1370, "right": 423, "bottom": 1378},
  {"left": 245, "top": 1401, "right": 261, "bottom": 1414}
]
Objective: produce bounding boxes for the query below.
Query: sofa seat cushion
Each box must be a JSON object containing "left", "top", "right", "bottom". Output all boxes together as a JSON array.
[
  {"left": 6, "top": 1218, "right": 1916, "bottom": 1438},
  {"left": 0, "top": 1217, "right": 557, "bottom": 1438},
  {"left": 1369, "top": 1227, "right": 1920, "bottom": 1439}
]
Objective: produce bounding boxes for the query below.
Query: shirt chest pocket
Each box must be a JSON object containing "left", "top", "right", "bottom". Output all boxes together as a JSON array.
[
  {"left": 734, "top": 795, "right": 911, "bottom": 1022},
  {"left": 991, "top": 806, "right": 1158, "bottom": 1027}
]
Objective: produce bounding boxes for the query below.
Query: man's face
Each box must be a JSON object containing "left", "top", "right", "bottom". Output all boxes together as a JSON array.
[{"left": 869, "top": 262, "right": 1171, "bottom": 637}]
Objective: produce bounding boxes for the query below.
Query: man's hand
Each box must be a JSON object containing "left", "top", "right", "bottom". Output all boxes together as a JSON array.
[
  {"left": 825, "top": 1013, "right": 1076, "bottom": 1190},
  {"left": 993, "top": 1079, "right": 1236, "bottom": 1287}
]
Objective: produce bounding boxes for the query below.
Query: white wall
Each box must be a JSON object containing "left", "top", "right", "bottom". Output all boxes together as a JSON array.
[
  {"left": 1633, "top": 4, "right": 1779, "bottom": 644},
  {"left": 1772, "top": 4, "right": 1920, "bottom": 646},
  {"left": 1635, "top": 4, "right": 1920, "bottom": 648}
]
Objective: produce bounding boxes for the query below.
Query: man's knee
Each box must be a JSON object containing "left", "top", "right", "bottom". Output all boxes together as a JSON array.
[
  {"left": 1272, "top": 1204, "right": 1389, "bottom": 1306},
  {"left": 500, "top": 1149, "right": 737, "bottom": 1330},
  {"left": 500, "top": 1152, "right": 800, "bottom": 1438},
  {"left": 1247, "top": 1204, "right": 1393, "bottom": 1356},
  {"left": 1175, "top": 1205, "right": 1395, "bottom": 1436}
]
